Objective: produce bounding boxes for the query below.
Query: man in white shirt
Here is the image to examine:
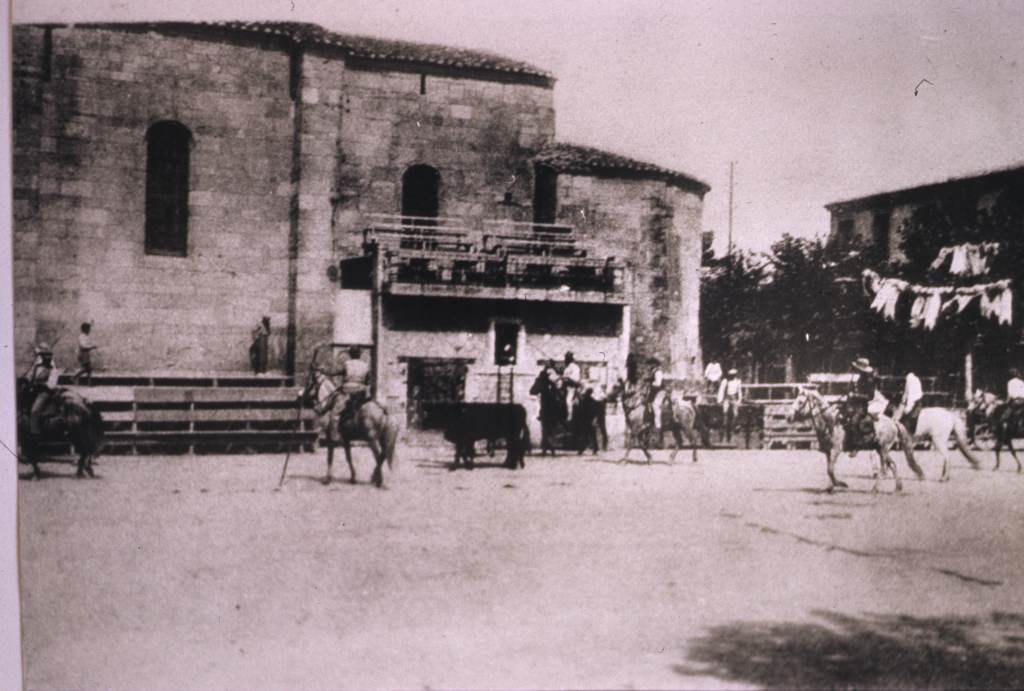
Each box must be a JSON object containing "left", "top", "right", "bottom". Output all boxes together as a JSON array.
[
  {"left": 649, "top": 358, "right": 666, "bottom": 430},
  {"left": 704, "top": 361, "right": 722, "bottom": 396},
  {"left": 897, "top": 370, "right": 923, "bottom": 435},
  {"left": 1008, "top": 368, "right": 1024, "bottom": 400},
  {"left": 562, "top": 351, "right": 582, "bottom": 413},
  {"left": 718, "top": 368, "right": 742, "bottom": 442}
]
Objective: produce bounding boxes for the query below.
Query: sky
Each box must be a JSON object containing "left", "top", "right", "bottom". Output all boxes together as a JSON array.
[{"left": 12, "top": 0, "right": 1024, "bottom": 253}]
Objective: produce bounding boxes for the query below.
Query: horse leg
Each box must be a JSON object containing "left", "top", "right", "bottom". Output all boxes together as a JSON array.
[
  {"left": 935, "top": 433, "right": 952, "bottom": 483},
  {"left": 1009, "top": 439, "right": 1022, "bottom": 473},
  {"left": 870, "top": 450, "right": 882, "bottom": 494},
  {"left": 825, "top": 447, "right": 847, "bottom": 491},
  {"left": 343, "top": 441, "right": 357, "bottom": 484},
  {"left": 323, "top": 443, "right": 334, "bottom": 485},
  {"left": 881, "top": 446, "right": 902, "bottom": 492},
  {"left": 669, "top": 426, "right": 685, "bottom": 464},
  {"left": 896, "top": 423, "right": 925, "bottom": 481},
  {"left": 994, "top": 435, "right": 1003, "bottom": 471},
  {"left": 368, "top": 436, "right": 385, "bottom": 488}
]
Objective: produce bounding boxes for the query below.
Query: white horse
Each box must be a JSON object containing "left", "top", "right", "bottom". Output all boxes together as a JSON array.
[{"left": 894, "top": 404, "right": 981, "bottom": 481}]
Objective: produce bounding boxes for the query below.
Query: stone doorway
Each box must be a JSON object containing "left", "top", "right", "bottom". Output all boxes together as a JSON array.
[{"left": 406, "top": 358, "right": 468, "bottom": 429}]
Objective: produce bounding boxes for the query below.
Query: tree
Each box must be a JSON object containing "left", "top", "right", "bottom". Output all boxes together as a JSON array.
[{"left": 700, "top": 251, "right": 770, "bottom": 372}]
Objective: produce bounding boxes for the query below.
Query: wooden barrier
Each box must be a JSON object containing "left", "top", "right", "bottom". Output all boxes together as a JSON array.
[{"left": 57, "top": 376, "right": 319, "bottom": 455}]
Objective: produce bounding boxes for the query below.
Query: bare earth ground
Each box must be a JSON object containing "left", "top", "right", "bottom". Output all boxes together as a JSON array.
[{"left": 18, "top": 443, "right": 1024, "bottom": 690}]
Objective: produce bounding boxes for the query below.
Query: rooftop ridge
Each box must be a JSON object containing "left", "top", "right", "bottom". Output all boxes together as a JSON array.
[
  {"left": 536, "top": 142, "right": 710, "bottom": 195},
  {"left": 25, "top": 20, "right": 554, "bottom": 83}
]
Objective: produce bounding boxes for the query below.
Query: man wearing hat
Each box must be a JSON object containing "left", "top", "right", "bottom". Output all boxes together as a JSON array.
[
  {"left": 27, "top": 343, "right": 61, "bottom": 437},
  {"left": 717, "top": 368, "right": 742, "bottom": 442},
  {"left": 847, "top": 357, "right": 878, "bottom": 447}
]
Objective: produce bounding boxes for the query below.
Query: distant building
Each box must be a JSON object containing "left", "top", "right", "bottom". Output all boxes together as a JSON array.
[
  {"left": 12, "top": 22, "right": 709, "bottom": 432},
  {"left": 825, "top": 163, "right": 1024, "bottom": 261}
]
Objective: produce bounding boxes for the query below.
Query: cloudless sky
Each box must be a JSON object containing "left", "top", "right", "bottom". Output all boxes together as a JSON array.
[{"left": 14, "top": 0, "right": 1024, "bottom": 252}]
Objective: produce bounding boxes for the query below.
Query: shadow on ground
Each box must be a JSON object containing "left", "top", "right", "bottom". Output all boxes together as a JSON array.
[{"left": 675, "top": 610, "right": 1024, "bottom": 689}]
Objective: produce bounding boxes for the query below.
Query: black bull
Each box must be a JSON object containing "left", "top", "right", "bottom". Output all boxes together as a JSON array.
[{"left": 443, "top": 403, "right": 531, "bottom": 469}]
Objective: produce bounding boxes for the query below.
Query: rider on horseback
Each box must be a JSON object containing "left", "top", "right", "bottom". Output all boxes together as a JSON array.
[
  {"left": 895, "top": 366, "right": 923, "bottom": 436},
  {"left": 27, "top": 343, "right": 61, "bottom": 439},
  {"left": 338, "top": 346, "right": 370, "bottom": 421},
  {"left": 846, "top": 357, "right": 883, "bottom": 448}
]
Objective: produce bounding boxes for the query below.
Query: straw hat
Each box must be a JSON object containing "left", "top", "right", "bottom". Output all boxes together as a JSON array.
[{"left": 852, "top": 357, "right": 874, "bottom": 373}]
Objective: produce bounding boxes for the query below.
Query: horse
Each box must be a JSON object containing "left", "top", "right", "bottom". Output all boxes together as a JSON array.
[
  {"left": 529, "top": 371, "right": 567, "bottom": 455},
  {"left": 893, "top": 403, "right": 981, "bottom": 481},
  {"left": 967, "top": 391, "right": 1024, "bottom": 473},
  {"left": 572, "top": 387, "right": 608, "bottom": 454},
  {"left": 787, "top": 387, "right": 923, "bottom": 493},
  {"left": 16, "top": 378, "right": 104, "bottom": 479},
  {"left": 302, "top": 369, "right": 400, "bottom": 488},
  {"left": 606, "top": 378, "right": 704, "bottom": 463}
]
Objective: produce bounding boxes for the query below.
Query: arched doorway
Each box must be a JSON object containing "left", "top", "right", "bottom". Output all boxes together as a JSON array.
[{"left": 401, "top": 164, "right": 440, "bottom": 224}]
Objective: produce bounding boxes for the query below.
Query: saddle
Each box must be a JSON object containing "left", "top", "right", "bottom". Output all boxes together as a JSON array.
[{"left": 339, "top": 389, "right": 370, "bottom": 422}]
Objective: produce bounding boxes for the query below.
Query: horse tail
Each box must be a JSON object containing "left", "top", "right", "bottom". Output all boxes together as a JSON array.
[
  {"left": 382, "top": 415, "right": 400, "bottom": 471},
  {"left": 952, "top": 416, "right": 982, "bottom": 468},
  {"left": 521, "top": 416, "right": 532, "bottom": 455}
]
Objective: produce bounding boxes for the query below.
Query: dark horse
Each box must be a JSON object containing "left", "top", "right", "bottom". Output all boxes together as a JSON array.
[
  {"left": 530, "top": 370, "right": 568, "bottom": 455},
  {"left": 16, "top": 378, "right": 104, "bottom": 479},
  {"left": 303, "top": 369, "right": 400, "bottom": 488},
  {"left": 968, "top": 391, "right": 1024, "bottom": 472}
]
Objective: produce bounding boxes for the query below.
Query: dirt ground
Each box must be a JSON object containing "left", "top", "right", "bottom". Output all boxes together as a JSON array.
[{"left": 17, "top": 442, "right": 1024, "bottom": 690}]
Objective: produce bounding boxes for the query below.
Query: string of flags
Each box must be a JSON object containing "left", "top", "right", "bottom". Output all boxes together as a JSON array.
[
  {"left": 862, "top": 269, "right": 1013, "bottom": 330},
  {"left": 928, "top": 241, "right": 1000, "bottom": 276}
]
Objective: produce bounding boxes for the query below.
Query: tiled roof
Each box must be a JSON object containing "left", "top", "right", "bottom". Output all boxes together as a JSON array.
[
  {"left": 69, "top": 21, "right": 553, "bottom": 84},
  {"left": 825, "top": 161, "right": 1024, "bottom": 212},
  {"left": 535, "top": 143, "right": 710, "bottom": 194}
]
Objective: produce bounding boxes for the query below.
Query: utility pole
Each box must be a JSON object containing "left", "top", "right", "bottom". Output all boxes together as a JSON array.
[{"left": 727, "top": 161, "right": 736, "bottom": 260}]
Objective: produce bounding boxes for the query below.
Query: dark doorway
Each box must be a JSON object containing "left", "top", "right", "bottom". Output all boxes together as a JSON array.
[
  {"left": 494, "top": 322, "right": 519, "bottom": 365},
  {"left": 406, "top": 358, "right": 468, "bottom": 429},
  {"left": 533, "top": 164, "right": 558, "bottom": 225},
  {"left": 402, "top": 165, "right": 440, "bottom": 224}
]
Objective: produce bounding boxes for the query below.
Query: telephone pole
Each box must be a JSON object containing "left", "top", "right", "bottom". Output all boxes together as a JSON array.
[{"left": 727, "top": 161, "right": 736, "bottom": 260}]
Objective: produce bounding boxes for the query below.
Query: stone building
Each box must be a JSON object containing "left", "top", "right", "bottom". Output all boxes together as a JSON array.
[
  {"left": 12, "top": 22, "right": 708, "bottom": 432},
  {"left": 825, "top": 163, "right": 1024, "bottom": 261}
]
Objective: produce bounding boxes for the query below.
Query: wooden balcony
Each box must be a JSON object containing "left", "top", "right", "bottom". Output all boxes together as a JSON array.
[{"left": 361, "top": 214, "right": 629, "bottom": 304}]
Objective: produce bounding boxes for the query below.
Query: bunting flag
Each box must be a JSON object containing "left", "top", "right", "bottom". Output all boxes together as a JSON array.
[
  {"left": 862, "top": 269, "right": 1013, "bottom": 330},
  {"left": 928, "top": 241, "right": 1000, "bottom": 276}
]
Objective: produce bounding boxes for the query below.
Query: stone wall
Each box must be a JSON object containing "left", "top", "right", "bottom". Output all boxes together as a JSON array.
[
  {"left": 329, "top": 65, "right": 556, "bottom": 257},
  {"left": 13, "top": 26, "right": 294, "bottom": 372},
  {"left": 554, "top": 174, "right": 705, "bottom": 379},
  {"left": 12, "top": 23, "right": 704, "bottom": 391},
  {"left": 377, "top": 296, "right": 624, "bottom": 440}
]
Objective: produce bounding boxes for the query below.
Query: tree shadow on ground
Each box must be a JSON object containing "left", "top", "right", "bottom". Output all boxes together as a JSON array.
[{"left": 675, "top": 610, "right": 1024, "bottom": 689}]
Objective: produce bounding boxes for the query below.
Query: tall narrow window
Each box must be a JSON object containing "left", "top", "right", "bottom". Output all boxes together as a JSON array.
[
  {"left": 401, "top": 164, "right": 440, "bottom": 225},
  {"left": 533, "top": 164, "right": 557, "bottom": 224},
  {"left": 145, "top": 121, "right": 191, "bottom": 256},
  {"left": 836, "top": 218, "right": 855, "bottom": 249},
  {"left": 871, "top": 210, "right": 891, "bottom": 258}
]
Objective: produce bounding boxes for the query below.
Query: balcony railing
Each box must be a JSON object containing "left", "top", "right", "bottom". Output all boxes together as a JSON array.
[{"left": 361, "top": 214, "right": 627, "bottom": 302}]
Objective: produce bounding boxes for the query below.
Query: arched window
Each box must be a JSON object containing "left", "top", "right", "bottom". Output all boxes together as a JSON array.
[
  {"left": 533, "top": 164, "right": 558, "bottom": 224},
  {"left": 145, "top": 121, "right": 191, "bottom": 256},
  {"left": 401, "top": 164, "right": 440, "bottom": 225}
]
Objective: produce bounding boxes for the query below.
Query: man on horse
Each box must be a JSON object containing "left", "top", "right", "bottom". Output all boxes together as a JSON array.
[
  {"left": 895, "top": 366, "right": 923, "bottom": 436},
  {"left": 845, "top": 357, "right": 885, "bottom": 449},
  {"left": 648, "top": 357, "right": 667, "bottom": 431},
  {"left": 338, "top": 346, "right": 370, "bottom": 421},
  {"left": 26, "top": 343, "right": 61, "bottom": 439}
]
